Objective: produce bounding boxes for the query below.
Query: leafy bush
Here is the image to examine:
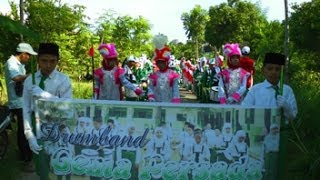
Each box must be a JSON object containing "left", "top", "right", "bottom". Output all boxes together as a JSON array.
[{"left": 286, "top": 52, "right": 320, "bottom": 178}]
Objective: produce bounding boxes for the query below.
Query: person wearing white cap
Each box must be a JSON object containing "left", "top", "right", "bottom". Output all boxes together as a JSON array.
[
  {"left": 203, "top": 57, "right": 220, "bottom": 103},
  {"left": 240, "top": 46, "right": 255, "bottom": 89},
  {"left": 123, "top": 55, "right": 140, "bottom": 101},
  {"left": 4, "top": 42, "right": 37, "bottom": 172}
]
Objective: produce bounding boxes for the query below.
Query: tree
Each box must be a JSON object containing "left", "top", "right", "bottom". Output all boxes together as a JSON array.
[
  {"left": 96, "top": 12, "right": 153, "bottom": 61},
  {"left": 24, "top": 0, "right": 87, "bottom": 42},
  {"left": 181, "top": 5, "right": 209, "bottom": 60},
  {"left": 205, "top": 1, "right": 266, "bottom": 52},
  {"left": 290, "top": 0, "right": 320, "bottom": 56}
]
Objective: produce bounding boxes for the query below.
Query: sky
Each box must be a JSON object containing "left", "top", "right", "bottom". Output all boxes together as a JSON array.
[{"left": 0, "top": 0, "right": 311, "bottom": 42}]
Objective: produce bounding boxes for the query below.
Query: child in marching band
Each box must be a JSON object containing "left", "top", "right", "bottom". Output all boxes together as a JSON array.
[
  {"left": 218, "top": 43, "right": 250, "bottom": 104},
  {"left": 147, "top": 34, "right": 181, "bottom": 103},
  {"left": 93, "top": 43, "right": 142, "bottom": 100}
]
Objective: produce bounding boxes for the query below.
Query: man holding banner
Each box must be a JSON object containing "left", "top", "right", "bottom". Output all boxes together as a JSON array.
[
  {"left": 23, "top": 43, "right": 72, "bottom": 180},
  {"left": 242, "top": 52, "right": 297, "bottom": 180}
]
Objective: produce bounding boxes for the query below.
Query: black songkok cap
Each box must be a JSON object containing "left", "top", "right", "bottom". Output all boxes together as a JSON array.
[
  {"left": 264, "top": 53, "right": 285, "bottom": 65},
  {"left": 38, "top": 43, "right": 59, "bottom": 57}
]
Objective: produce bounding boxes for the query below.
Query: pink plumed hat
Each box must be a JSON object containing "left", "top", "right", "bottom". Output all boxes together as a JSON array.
[
  {"left": 98, "top": 43, "right": 118, "bottom": 59},
  {"left": 223, "top": 43, "right": 242, "bottom": 57}
]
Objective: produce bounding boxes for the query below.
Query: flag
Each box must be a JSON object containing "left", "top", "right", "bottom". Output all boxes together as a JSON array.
[{"left": 88, "top": 46, "right": 94, "bottom": 57}]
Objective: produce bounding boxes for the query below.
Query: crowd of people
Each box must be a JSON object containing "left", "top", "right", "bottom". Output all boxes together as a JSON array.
[{"left": 3, "top": 36, "right": 298, "bottom": 179}]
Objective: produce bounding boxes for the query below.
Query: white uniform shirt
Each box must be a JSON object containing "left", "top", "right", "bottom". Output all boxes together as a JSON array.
[
  {"left": 123, "top": 65, "right": 138, "bottom": 98},
  {"left": 183, "top": 141, "right": 210, "bottom": 162},
  {"left": 4, "top": 55, "right": 26, "bottom": 109},
  {"left": 23, "top": 69, "right": 72, "bottom": 140},
  {"left": 241, "top": 80, "right": 297, "bottom": 120}
]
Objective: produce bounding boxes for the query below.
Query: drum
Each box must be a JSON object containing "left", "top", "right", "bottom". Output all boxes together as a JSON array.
[{"left": 210, "top": 86, "right": 219, "bottom": 102}]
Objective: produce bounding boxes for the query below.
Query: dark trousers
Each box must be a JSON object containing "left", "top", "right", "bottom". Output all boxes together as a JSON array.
[{"left": 10, "top": 108, "right": 32, "bottom": 162}]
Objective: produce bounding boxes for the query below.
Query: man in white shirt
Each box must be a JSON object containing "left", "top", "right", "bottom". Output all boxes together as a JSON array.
[
  {"left": 241, "top": 53, "right": 297, "bottom": 120},
  {"left": 242, "top": 53, "right": 297, "bottom": 180},
  {"left": 5, "top": 42, "right": 37, "bottom": 172},
  {"left": 23, "top": 43, "right": 72, "bottom": 179}
]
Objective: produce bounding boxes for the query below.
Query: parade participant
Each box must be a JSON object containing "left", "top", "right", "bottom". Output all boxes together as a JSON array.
[
  {"left": 123, "top": 55, "right": 140, "bottom": 101},
  {"left": 147, "top": 34, "right": 181, "bottom": 103},
  {"left": 240, "top": 46, "right": 255, "bottom": 89},
  {"left": 193, "top": 57, "right": 208, "bottom": 100},
  {"left": 168, "top": 55, "right": 180, "bottom": 73},
  {"left": 132, "top": 59, "right": 149, "bottom": 101},
  {"left": 223, "top": 130, "right": 248, "bottom": 164},
  {"left": 241, "top": 53, "right": 297, "bottom": 120},
  {"left": 181, "top": 58, "right": 195, "bottom": 90},
  {"left": 263, "top": 123, "right": 280, "bottom": 180},
  {"left": 23, "top": 43, "right": 72, "bottom": 179},
  {"left": 218, "top": 43, "right": 250, "bottom": 104},
  {"left": 4, "top": 42, "right": 37, "bottom": 172},
  {"left": 93, "top": 43, "right": 142, "bottom": 100},
  {"left": 202, "top": 57, "right": 221, "bottom": 103}
]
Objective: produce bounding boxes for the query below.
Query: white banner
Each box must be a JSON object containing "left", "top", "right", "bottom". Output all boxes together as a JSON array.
[{"left": 34, "top": 99, "right": 281, "bottom": 180}]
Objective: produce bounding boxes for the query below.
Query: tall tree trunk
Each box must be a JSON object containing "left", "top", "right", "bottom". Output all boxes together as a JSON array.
[
  {"left": 19, "top": 0, "right": 24, "bottom": 41},
  {"left": 195, "top": 39, "right": 199, "bottom": 60}
]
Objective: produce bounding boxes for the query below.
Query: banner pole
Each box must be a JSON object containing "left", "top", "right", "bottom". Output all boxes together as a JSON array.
[
  {"left": 279, "top": 0, "right": 289, "bottom": 178},
  {"left": 90, "top": 45, "right": 95, "bottom": 99},
  {"left": 279, "top": 64, "right": 287, "bottom": 180}
]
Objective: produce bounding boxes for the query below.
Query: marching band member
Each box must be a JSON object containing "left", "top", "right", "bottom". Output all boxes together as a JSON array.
[
  {"left": 93, "top": 43, "right": 142, "bottom": 100},
  {"left": 240, "top": 46, "right": 255, "bottom": 89},
  {"left": 147, "top": 34, "right": 181, "bottom": 103},
  {"left": 218, "top": 43, "right": 250, "bottom": 104}
]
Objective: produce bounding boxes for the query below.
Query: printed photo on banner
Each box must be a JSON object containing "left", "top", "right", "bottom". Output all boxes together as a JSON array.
[{"left": 34, "top": 99, "right": 281, "bottom": 180}]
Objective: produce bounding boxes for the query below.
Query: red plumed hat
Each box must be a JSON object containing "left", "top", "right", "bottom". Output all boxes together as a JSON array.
[{"left": 152, "top": 34, "right": 171, "bottom": 62}]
